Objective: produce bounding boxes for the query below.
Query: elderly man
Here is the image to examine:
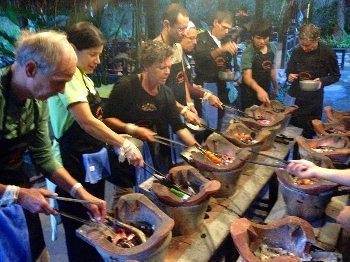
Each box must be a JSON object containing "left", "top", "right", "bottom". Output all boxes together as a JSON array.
[
  {"left": 193, "top": 11, "right": 238, "bottom": 130},
  {"left": 0, "top": 30, "right": 106, "bottom": 261}
]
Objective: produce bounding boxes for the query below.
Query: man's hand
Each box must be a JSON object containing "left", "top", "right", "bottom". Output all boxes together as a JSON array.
[
  {"left": 221, "top": 42, "right": 238, "bottom": 55},
  {"left": 288, "top": 74, "right": 298, "bottom": 83},
  {"left": 208, "top": 94, "right": 223, "bottom": 109},
  {"left": 134, "top": 126, "right": 157, "bottom": 142},
  {"left": 183, "top": 110, "right": 202, "bottom": 126},
  {"left": 257, "top": 89, "right": 270, "bottom": 104},
  {"left": 337, "top": 206, "right": 350, "bottom": 232},
  {"left": 17, "top": 188, "right": 58, "bottom": 215}
]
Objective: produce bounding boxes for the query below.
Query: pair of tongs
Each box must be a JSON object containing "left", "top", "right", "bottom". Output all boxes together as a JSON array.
[
  {"left": 238, "top": 149, "right": 289, "bottom": 169},
  {"left": 47, "top": 195, "right": 102, "bottom": 205},
  {"left": 55, "top": 209, "right": 147, "bottom": 243},
  {"left": 142, "top": 162, "right": 194, "bottom": 197},
  {"left": 153, "top": 135, "right": 188, "bottom": 148},
  {"left": 222, "top": 104, "right": 267, "bottom": 121}
]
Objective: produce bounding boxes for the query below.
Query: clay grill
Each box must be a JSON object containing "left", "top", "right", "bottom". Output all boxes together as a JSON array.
[
  {"left": 230, "top": 216, "right": 316, "bottom": 262},
  {"left": 224, "top": 121, "right": 272, "bottom": 151},
  {"left": 296, "top": 135, "right": 350, "bottom": 168},
  {"left": 76, "top": 193, "right": 174, "bottom": 261},
  {"left": 181, "top": 133, "right": 251, "bottom": 197},
  {"left": 151, "top": 165, "right": 221, "bottom": 235},
  {"left": 324, "top": 106, "right": 350, "bottom": 123},
  {"left": 239, "top": 106, "right": 285, "bottom": 149},
  {"left": 260, "top": 100, "right": 299, "bottom": 130},
  {"left": 312, "top": 119, "right": 350, "bottom": 138}
]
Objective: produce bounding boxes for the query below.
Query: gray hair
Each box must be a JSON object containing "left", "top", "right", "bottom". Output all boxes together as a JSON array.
[
  {"left": 15, "top": 30, "right": 71, "bottom": 74},
  {"left": 298, "top": 23, "right": 320, "bottom": 42},
  {"left": 139, "top": 41, "right": 173, "bottom": 67}
]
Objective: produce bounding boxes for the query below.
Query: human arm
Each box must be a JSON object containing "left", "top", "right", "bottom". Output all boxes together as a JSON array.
[
  {"left": 318, "top": 46, "right": 340, "bottom": 87},
  {"left": 242, "top": 69, "right": 270, "bottom": 104},
  {"left": 337, "top": 206, "right": 350, "bottom": 232},
  {"left": 176, "top": 128, "right": 197, "bottom": 146},
  {"left": 175, "top": 100, "right": 202, "bottom": 126},
  {"left": 188, "top": 83, "right": 223, "bottom": 109},
  {"left": 211, "top": 41, "right": 238, "bottom": 59},
  {"left": 271, "top": 67, "right": 278, "bottom": 97},
  {"left": 286, "top": 159, "right": 350, "bottom": 186}
]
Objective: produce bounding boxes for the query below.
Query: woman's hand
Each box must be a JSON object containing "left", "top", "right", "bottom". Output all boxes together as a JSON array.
[
  {"left": 257, "top": 89, "right": 270, "bottom": 104},
  {"left": 75, "top": 189, "right": 107, "bottom": 222},
  {"left": 134, "top": 127, "right": 157, "bottom": 142},
  {"left": 208, "top": 94, "right": 223, "bottom": 109}
]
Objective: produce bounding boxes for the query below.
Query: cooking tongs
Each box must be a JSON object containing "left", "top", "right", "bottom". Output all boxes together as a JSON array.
[
  {"left": 238, "top": 149, "right": 289, "bottom": 169},
  {"left": 142, "top": 162, "right": 194, "bottom": 197},
  {"left": 47, "top": 195, "right": 102, "bottom": 205},
  {"left": 153, "top": 135, "right": 188, "bottom": 148},
  {"left": 55, "top": 209, "right": 147, "bottom": 243},
  {"left": 222, "top": 104, "right": 267, "bottom": 121}
]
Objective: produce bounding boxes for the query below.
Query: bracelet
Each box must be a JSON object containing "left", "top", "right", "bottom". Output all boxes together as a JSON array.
[
  {"left": 125, "top": 123, "right": 138, "bottom": 136},
  {"left": 180, "top": 106, "right": 189, "bottom": 115},
  {"left": 0, "top": 185, "right": 20, "bottom": 206},
  {"left": 202, "top": 91, "right": 213, "bottom": 101},
  {"left": 70, "top": 183, "right": 83, "bottom": 198},
  {"left": 187, "top": 102, "right": 194, "bottom": 109}
]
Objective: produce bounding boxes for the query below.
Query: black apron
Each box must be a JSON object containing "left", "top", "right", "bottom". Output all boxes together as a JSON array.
[
  {"left": 0, "top": 83, "right": 46, "bottom": 261},
  {"left": 55, "top": 71, "right": 104, "bottom": 262},
  {"left": 241, "top": 50, "right": 274, "bottom": 109},
  {"left": 288, "top": 50, "right": 325, "bottom": 138}
]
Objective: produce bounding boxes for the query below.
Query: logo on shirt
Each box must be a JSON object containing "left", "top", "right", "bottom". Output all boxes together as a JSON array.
[
  {"left": 215, "top": 56, "right": 226, "bottom": 67},
  {"left": 262, "top": 60, "right": 272, "bottom": 70},
  {"left": 176, "top": 71, "right": 185, "bottom": 84},
  {"left": 141, "top": 103, "right": 157, "bottom": 112}
]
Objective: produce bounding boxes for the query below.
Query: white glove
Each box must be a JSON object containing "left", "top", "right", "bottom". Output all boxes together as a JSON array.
[{"left": 118, "top": 139, "right": 142, "bottom": 165}]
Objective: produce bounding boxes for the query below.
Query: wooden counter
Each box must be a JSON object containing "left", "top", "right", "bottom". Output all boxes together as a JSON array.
[{"left": 139, "top": 125, "right": 302, "bottom": 261}]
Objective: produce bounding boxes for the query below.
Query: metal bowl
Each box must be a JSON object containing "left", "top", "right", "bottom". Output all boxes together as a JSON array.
[{"left": 299, "top": 80, "right": 321, "bottom": 92}]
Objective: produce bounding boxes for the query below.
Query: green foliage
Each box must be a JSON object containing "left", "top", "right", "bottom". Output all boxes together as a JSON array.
[
  {"left": 322, "top": 33, "right": 350, "bottom": 49},
  {"left": 313, "top": 2, "right": 337, "bottom": 38}
]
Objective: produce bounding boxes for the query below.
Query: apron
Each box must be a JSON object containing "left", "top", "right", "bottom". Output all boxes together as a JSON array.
[
  {"left": 288, "top": 50, "right": 325, "bottom": 138},
  {"left": 55, "top": 71, "right": 105, "bottom": 262},
  {"left": 0, "top": 87, "right": 45, "bottom": 261},
  {"left": 241, "top": 51, "right": 274, "bottom": 109}
]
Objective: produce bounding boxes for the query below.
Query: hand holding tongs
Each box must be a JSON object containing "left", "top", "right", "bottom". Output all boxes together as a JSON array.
[
  {"left": 142, "top": 162, "right": 194, "bottom": 197},
  {"left": 222, "top": 104, "right": 267, "bottom": 121}
]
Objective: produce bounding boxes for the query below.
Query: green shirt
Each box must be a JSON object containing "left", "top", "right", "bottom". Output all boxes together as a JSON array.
[
  {"left": 0, "top": 66, "right": 61, "bottom": 177},
  {"left": 241, "top": 42, "right": 277, "bottom": 71},
  {"left": 48, "top": 69, "right": 95, "bottom": 163}
]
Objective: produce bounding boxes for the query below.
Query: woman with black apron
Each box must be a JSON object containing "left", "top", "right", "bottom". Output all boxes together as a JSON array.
[
  {"left": 48, "top": 22, "right": 143, "bottom": 262},
  {"left": 286, "top": 23, "right": 340, "bottom": 138},
  {"left": 240, "top": 19, "right": 278, "bottom": 110}
]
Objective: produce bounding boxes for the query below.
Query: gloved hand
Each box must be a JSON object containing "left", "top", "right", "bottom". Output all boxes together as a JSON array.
[{"left": 118, "top": 139, "right": 144, "bottom": 167}]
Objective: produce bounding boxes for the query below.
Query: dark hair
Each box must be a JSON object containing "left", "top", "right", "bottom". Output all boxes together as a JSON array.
[
  {"left": 139, "top": 41, "right": 173, "bottom": 67},
  {"left": 212, "top": 10, "right": 233, "bottom": 24},
  {"left": 250, "top": 19, "right": 272, "bottom": 37},
  {"left": 67, "top": 22, "right": 105, "bottom": 51},
  {"left": 162, "top": 3, "right": 189, "bottom": 26}
]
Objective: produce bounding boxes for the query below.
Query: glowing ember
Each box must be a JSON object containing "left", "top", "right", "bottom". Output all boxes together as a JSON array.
[
  {"left": 201, "top": 149, "right": 234, "bottom": 165},
  {"left": 235, "top": 132, "right": 257, "bottom": 144},
  {"left": 106, "top": 222, "right": 154, "bottom": 248},
  {"left": 258, "top": 119, "right": 271, "bottom": 125},
  {"left": 291, "top": 176, "right": 319, "bottom": 186}
]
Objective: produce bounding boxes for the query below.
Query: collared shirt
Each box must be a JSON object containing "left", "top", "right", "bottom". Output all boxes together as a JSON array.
[
  {"left": 208, "top": 30, "right": 221, "bottom": 47},
  {"left": 0, "top": 66, "right": 61, "bottom": 176}
]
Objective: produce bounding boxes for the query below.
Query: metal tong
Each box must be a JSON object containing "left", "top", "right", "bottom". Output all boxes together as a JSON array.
[
  {"left": 142, "top": 162, "right": 194, "bottom": 196},
  {"left": 222, "top": 104, "right": 267, "bottom": 121},
  {"left": 238, "top": 149, "right": 289, "bottom": 169},
  {"left": 47, "top": 195, "right": 102, "bottom": 205},
  {"left": 153, "top": 135, "right": 188, "bottom": 148},
  {"left": 55, "top": 209, "right": 147, "bottom": 243}
]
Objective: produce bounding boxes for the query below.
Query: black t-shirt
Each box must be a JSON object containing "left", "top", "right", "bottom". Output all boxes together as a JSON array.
[{"left": 104, "top": 74, "right": 184, "bottom": 133}]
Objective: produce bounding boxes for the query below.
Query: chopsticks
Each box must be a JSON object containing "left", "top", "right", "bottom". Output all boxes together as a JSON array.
[{"left": 47, "top": 195, "right": 102, "bottom": 206}]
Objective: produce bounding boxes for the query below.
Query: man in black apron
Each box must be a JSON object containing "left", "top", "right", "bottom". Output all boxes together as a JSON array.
[
  {"left": 286, "top": 23, "right": 340, "bottom": 138},
  {"left": 193, "top": 10, "right": 238, "bottom": 130},
  {"left": 0, "top": 31, "right": 106, "bottom": 261},
  {"left": 240, "top": 19, "right": 278, "bottom": 110}
]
